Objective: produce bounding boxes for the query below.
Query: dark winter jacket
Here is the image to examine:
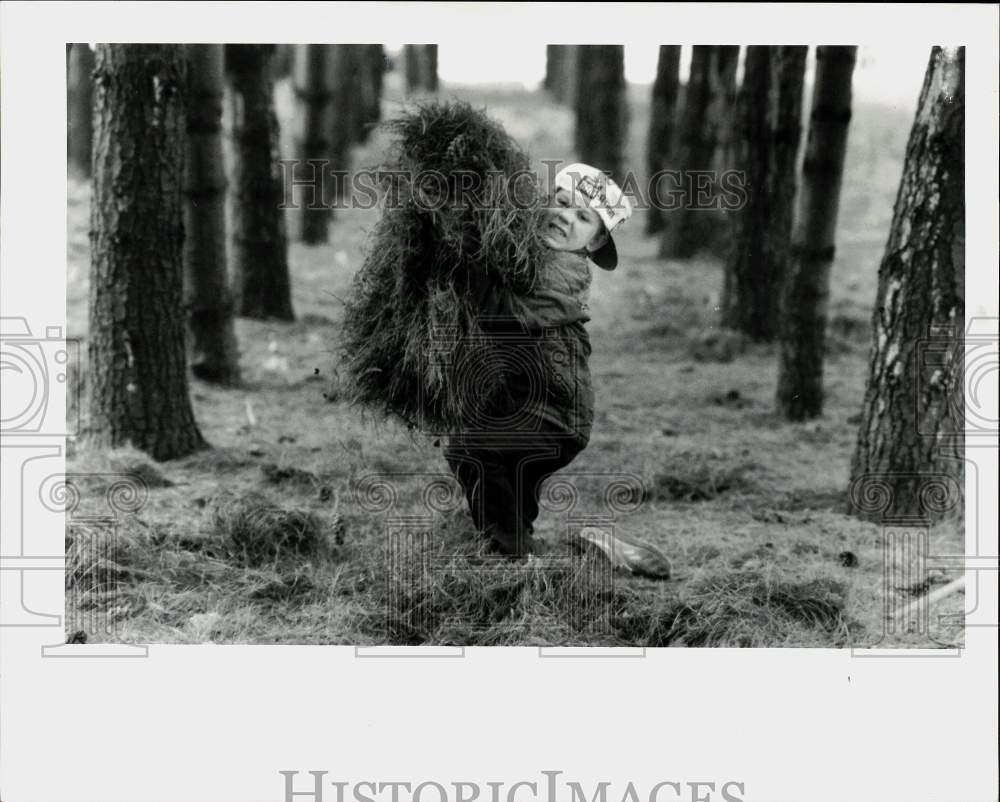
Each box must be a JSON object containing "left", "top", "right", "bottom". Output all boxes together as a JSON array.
[{"left": 469, "top": 249, "right": 595, "bottom": 447}]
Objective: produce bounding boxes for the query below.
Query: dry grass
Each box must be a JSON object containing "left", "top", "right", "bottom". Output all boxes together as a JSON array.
[{"left": 62, "top": 71, "right": 965, "bottom": 648}]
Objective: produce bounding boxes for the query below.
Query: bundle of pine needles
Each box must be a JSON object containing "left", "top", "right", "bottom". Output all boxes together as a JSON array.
[{"left": 338, "top": 101, "right": 550, "bottom": 433}]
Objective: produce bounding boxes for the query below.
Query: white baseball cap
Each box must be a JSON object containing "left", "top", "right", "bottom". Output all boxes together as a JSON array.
[{"left": 553, "top": 162, "right": 633, "bottom": 270}]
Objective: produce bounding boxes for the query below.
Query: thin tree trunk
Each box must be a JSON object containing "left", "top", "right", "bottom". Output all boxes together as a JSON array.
[
  {"left": 225, "top": 44, "right": 294, "bottom": 321},
  {"left": 544, "top": 45, "right": 562, "bottom": 93},
  {"left": 424, "top": 45, "right": 438, "bottom": 92},
  {"left": 645, "top": 45, "right": 682, "bottom": 235},
  {"left": 660, "top": 46, "right": 737, "bottom": 259},
  {"left": 404, "top": 44, "right": 421, "bottom": 95},
  {"left": 722, "top": 46, "right": 807, "bottom": 341},
  {"left": 559, "top": 46, "right": 578, "bottom": 107},
  {"left": 775, "top": 46, "right": 857, "bottom": 420},
  {"left": 182, "top": 45, "right": 240, "bottom": 384},
  {"left": 356, "top": 44, "right": 384, "bottom": 143},
  {"left": 545, "top": 45, "right": 577, "bottom": 104},
  {"left": 67, "top": 43, "right": 95, "bottom": 178},
  {"left": 846, "top": 47, "right": 965, "bottom": 522},
  {"left": 273, "top": 44, "right": 294, "bottom": 80},
  {"left": 88, "top": 44, "right": 207, "bottom": 461},
  {"left": 404, "top": 44, "right": 438, "bottom": 95},
  {"left": 574, "top": 45, "right": 627, "bottom": 180},
  {"left": 328, "top": 45, "right": 358, "bottom": 206},
  {"left": 704, "top": 45, "right": 741, "bottom": 256},
  {"left": 292, "top": 44, "right": 333, "bottom": 244}
]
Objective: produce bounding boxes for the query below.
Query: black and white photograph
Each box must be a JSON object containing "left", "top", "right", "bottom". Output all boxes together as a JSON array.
[
  {"left": 1, "top": 4, "right": 997, "bottom": 802},
  {"left": 58, "top": 39, "right": 970, "bottom": 648}
]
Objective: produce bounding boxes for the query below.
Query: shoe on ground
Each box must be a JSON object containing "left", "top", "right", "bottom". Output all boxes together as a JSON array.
[{"left": 568, "top": 527, "right": 672, "bottom": 580}]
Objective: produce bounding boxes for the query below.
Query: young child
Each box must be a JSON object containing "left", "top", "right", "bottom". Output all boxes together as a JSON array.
[{"left": 442, "top": 163, "right": 672, "bottom": 579}]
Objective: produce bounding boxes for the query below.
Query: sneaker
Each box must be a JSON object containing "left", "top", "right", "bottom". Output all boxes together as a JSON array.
[{"left": 568, "top": 527, "right": 672, "bottom": 580}]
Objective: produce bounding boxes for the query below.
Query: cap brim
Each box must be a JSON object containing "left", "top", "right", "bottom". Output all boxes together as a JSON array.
[{"left": 589, "top": 236, "right": 618, "bottom": 271}]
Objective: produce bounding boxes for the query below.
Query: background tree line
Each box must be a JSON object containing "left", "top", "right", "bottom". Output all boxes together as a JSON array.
[{"left": 547, "top": 43, "right": 964, "bottom": 521}]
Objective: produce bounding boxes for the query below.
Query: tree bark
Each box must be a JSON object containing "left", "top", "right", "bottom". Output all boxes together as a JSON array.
[
  {"left": 704, "top": 45, "right": 741, "bottom": 257},
  {"left": 67, "top": 43, "right": 96, "bottom": 178},
  {"left": 660, "top": 46, "right": 738, "bottom": 259},
  {"left": 291, "top": 44, "right": 333, "bottom": 244},
  {"left": 846, "top": 47, "right": 965, "bottom": 522},
  {"left": 88, "top": 44, "right": 207, "bottom": 461},
  {"left": 272, "top": 44, "right": 294, "bottom": 80},
  {"left": 645, "top": 45, "right": 682, "bottom": 235},
  {"left": 545, "top": 45, "right": 577, "bottom": 106},
  {"left": 328, "top": 45, "right": 360, "bottom": 205},
  {"left": 424, "top": 45, "right": 439, "bottom": 92},
  {"left": 225, "top": 44, "right": 294, "bottom": 320},
  {"left": 559, "top": 45, "right": 578, "bottom": 107},
  {"left": 574, "top": 45, "right": 627, "bottom": 180},
  {"left": 775, "top": 46, "right": 857, "bottom": 420},
  {"left": 404, "top": 44, "right": 438, "bottom": 95},
  {"left": 544, "top": 45, "right": 561, "bottom": 93},
  {"left": 356, "top": 44, "right": 384, "bottom": 143},
  {"left": 722, "top": 46, "right": 807, "bottom": 341},
  {"left": 182, "top": 45, "right": 240, "bottom": 384}
]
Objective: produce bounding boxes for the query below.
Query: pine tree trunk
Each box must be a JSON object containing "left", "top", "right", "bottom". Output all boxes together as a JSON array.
[
  {"left": 775, "top": 46, "right": 857, "bottom": 419},
  {"left": 225, "top": 44, "right": 294, "bottom": 321},
  {"left": 328, "top": 45, "right": 358, "bottom": 205},
  {"left": 574, "top": 45, "right": 627, "bottom": 180},
  {"left": 645, "top": 45, "right": 682, "bottom": 235},
  {"left": 559, "top": 46, "right": 578, "bottom": 107},
  {"left": 660, "top": 46, "right": 737, "bottom": 259},
  {"left": 704, "top": 45, "right": 741, "bottom": 257},
  {"left": 545, "top": 45, "right": 577, "bottom": 104},
  {"left": 544, "top": 45, "right": 562, "bottom": 93},
  {"left": 182, "top": 45, "right": 240, "bottom": 384},
  {"left": 403, "top": 44, "right": 438, "bottom": 95},
  {"left": 273, "top": 44, "right": 294, "bottom": 80},
  {"left": 424, "top": 45, "right": 438, "bottom": 92},
  {"left": 404, "top": 44, "right": 421, "bottom": 95},
  {"left": 846, "top": 47, "right": 965, "bottom": 522},
  {"left": 292, "top": 44, "right": 333, "bottom": 244},
  {"left": 88, "top": 44, "right": 207, "bottom": 461},
  {"left": 356, "top": 44, "right": 384, "bottom": 143},
  {"left": 67, "top": 43, "right": 95, "bottom": 178},
  {"left": 723, "top": 46, "right": 807, "bottom": 341}
]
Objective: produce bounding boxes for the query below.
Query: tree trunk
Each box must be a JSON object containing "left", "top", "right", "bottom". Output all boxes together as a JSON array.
[
  {"left": 328, "top": 45, "right": 359, "bottom": 205},
  {"left": 404, "top": 44, "right": 438, "bottom": 95},
  {"left": 291, "top": 44, "right": 333, "bottom": 244},
  {"left": 846, "top": 47, "right": 965, "bottom": 522},
  {"left": 545, "top": 45, "right": 577, "bottom": 105},
  {"left": 544, "top": 45, "right": 562, "bottom": 93},
  {"left": 88, "top": 44, "right": 207, "bottom": 461},
  {"left": 67, "top": 43, "right": 95, "bottom": 178},
  {"left": 273, "top": 44, "right": 294, "bottom": 80},
  {"left": 660, "top": 46, "right": 738, "bottom": 259},
  {"left": 574, "top": 45, "right": 627, "bottom": 180},
  {"left": 182, "top": 45, "right": 240, "bottom": 384},
  {"left": 775, "top": 46, "right": 857, "bottom": 419},
  {"left": 356, "top": 44, "right": 384, "bottom": 143},
  {"left": 424, "top": 45, "right": 439, "bottom": 92},
  {"left": 704, "top": 45, "right": 741, "bottom": 256},
  {"left": 722, "top": 46, "right": 807, "bottom": 341},
  {"left": 225, "top": 44, "right": 294, "bottom": 320},
  {"left": 559, "top": 45, "right": 578, "bottom": 107},
  {"left": 645, "top": 45, "right": 682, "bottom": 235}
]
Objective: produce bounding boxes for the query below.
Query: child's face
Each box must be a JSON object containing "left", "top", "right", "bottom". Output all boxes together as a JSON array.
[{"left": 542, "top": 187, "right": 606, "bottom": 254}]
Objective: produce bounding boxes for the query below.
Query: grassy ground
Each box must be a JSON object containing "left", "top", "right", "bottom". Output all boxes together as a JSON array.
[{"left": 64, "top": 72, "right": 964, "bottom": 647}]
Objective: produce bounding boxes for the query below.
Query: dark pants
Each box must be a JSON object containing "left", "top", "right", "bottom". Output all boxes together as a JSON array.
[{"left": 443, "top": 425, "right": 585, "bottom": 556}]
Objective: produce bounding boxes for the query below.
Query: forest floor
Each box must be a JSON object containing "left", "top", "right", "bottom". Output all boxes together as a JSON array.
[{"left": 63, "top": 73, "right": 965, "bottom": 648}]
